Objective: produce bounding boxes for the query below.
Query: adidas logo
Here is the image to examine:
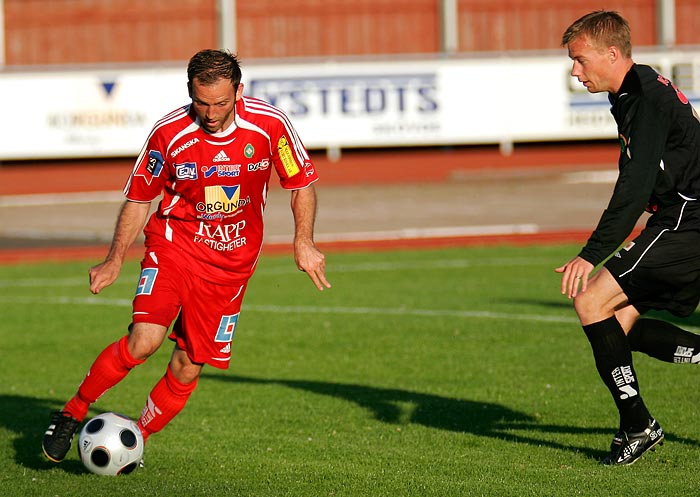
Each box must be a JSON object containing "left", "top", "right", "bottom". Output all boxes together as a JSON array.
[
  {"left": 220, "top": 343, "right": 231, "bottom": 354},
  {"left": 213, "top": 150, "right": 230, "bottom": 162}
]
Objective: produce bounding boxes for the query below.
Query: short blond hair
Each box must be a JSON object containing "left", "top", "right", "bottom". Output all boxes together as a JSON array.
[{"left": 562, "top": 10, "right": 632, "bottom": 58}]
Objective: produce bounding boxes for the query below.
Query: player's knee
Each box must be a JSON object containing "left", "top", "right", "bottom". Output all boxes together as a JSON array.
[
  {"left": 573, "top": 291, "right": 616, "bottom": 325},
  {"left": 127, "top": 323, "right": 168, "bottom": 360},
  {"left": 169, "top": 347, "right": 202, "bottom": 384},
  {"left": 573, "top": 291, "right": 599, "bottom": 323},
  {"left": 127, "top": 339, "right": 160, "bottom": 361},
  {"left": 169, "top": 360, "right": 202, "bottom": 385}
]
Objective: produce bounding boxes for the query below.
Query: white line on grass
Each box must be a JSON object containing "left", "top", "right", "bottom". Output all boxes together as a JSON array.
[
  {"left": 247, "top": 304, "right": 579, "bottom": 324},
  {"left": 0, "top": 257, "right": 560, "bottom": 288},
  {"left": 265, "top": 224, "right": 540, "bottom": 244},
  {"left": 0, "top": 295, "right": 578, "bottom": 324},
  {"left": 0, "top": 277, "right": 90, "bottom": 288},
  {"left": 0, "top": 276, "right": 132, "bottom": 288},
  {"left": 301, "top": 256, "right": 558, "bottom": 274}
]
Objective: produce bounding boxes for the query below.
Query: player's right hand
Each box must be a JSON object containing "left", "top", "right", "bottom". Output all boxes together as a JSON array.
[{"left": 554, "top": 256, "right": 594, "bottom": 299}]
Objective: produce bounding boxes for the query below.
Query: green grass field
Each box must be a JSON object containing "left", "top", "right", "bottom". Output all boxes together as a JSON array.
[{"left": 1, "top": 244, "right": 699, "bottom": 497}]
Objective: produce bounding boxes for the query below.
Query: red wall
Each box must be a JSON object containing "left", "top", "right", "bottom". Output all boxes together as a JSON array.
[
  {"left": 457, "top": 0, "right": 657, "bottom": 52},
  {"left": 3, "top": 0, "right": 696, "bottom": 65},
  {"left": 4, "top": 0, "right": 218, "bottom": 64}
]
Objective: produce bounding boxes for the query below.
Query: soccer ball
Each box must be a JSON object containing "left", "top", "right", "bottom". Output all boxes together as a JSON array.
[{"left": 77, "top": 412, "right": 144, "bottom": 476}]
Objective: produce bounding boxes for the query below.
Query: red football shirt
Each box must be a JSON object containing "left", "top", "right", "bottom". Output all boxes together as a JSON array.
[{"left": 124, "top": 96, "right": 318, "bottom": 284}]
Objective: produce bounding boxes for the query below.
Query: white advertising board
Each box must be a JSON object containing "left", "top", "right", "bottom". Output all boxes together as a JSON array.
[{"left": 1, "top": 50, "right": 700, "bottom": 160}]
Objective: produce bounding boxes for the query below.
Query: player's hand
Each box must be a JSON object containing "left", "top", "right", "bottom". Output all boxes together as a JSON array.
[
  {"left": 294, "top": 240, "right": 331, "bottom": 291},
  {"left": 89, "top": 259, "right": 122, "bottom": 295},
  {"left": 555, "top": 256, "right": 594, "bottom": 299}
]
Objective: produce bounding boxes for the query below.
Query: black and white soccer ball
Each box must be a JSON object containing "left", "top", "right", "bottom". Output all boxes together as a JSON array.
[{"left": 77, "top": 412, "right": 144, "bottom": 476}]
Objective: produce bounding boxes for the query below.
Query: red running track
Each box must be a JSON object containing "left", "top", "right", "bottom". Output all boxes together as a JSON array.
[{"left": 0, "top": 142, "right": 619, "bottom": 264}]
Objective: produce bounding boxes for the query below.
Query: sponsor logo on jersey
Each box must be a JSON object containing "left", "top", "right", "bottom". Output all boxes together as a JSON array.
[
  {"left": 217, "top": 164, "right": 241, "bottom": 177},
  {"left": 199, "top": 212, "right": 225, "bottom": 221},
  {"left": 247, "top": 158, "right": 270, "bottom": 172},
  {"left": 175, "top": 162, "right": 197, "bottom": 180},
  {"left": 213, "top": 150, "right": 230, "bottom": 162},
  {"left": 202, "top": 164, "right": 241, "bottom": 178},
  {"left": 136, "top": 267, "right": 158, "bottom": 295},
  {"left": 135, "top": 150, "right": 164, "bottom": 186},
  {"left": 657, "top": 74, "right": 690, "bottom": 104},
  {"left": 194, "top": 220, "right": 247, "bottom": 252},
  {"left": 278, "top": 136, "right": 300, "bottom": 177},
  {"left": 215, "top": 314, "right": 239, "bottom": 342},
  {"left": 146, "top": 151, "right": 164, "bottom": 176},
  {"left": 197, "top": 185, "right": 250, "bottom": 214},
  {"left": 171, "top": 137, "right": 200, "bottom": 158}
]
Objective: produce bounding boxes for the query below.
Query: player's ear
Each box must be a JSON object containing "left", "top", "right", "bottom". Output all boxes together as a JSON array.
[
  {"left": 608, "top": 46, "right": 619, "bottom": 63},
  {"left": 235, "top": 83, "right": 244, "bottom": 101}
]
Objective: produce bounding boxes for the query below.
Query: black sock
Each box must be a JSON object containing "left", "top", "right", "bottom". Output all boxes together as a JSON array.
[
  {"left": 582, "top": 316, "right": 650, "bottom": 432},
  {"left": 628, "top": 318, "right": 700, "bottom": 363}
]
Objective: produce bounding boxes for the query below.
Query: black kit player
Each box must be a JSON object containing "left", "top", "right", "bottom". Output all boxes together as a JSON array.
[{"left": 556, "top": 10, "right": 700, "bottom": 465}]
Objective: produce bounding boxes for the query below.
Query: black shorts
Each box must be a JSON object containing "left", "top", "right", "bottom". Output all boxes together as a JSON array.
[{"left": 605, "top": 203, "right": 700, "bottom": 317}]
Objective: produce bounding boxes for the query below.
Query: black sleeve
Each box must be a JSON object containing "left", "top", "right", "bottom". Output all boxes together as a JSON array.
[{"left": 578, "top": 98, "right": 669, "bottom": 266}]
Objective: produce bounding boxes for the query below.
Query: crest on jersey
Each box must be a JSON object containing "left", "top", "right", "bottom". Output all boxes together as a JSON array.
[
  {"left": 618, "top": 133, "right": 632, "bottom": 160},
  {"left": 618, "top": 133, "right": 628, "bottom": 153},
  {"left": 244, "top": 143, "right": 255, "bottom": 158}
]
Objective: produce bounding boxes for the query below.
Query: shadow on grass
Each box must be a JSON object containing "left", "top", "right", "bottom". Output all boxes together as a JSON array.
[
  {"left": 202, "top": 373, "right": 700, "bottom": 462},
  {"left": 6, "top": 373, "right": 700, "bottom": 470},
  {"left": 506, "top": 298, "right": 700, "bottom": 329},
  {"left": 642, "top": 310, "right": 700, "bottom": 328},
  {"left": 3, "top": 394, "right": 86, "bottom": 474}
]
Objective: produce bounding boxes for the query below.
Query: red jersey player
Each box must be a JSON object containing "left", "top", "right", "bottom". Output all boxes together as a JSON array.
[{"left": 42, "top": 49, "right": 331, "bottom": 464}]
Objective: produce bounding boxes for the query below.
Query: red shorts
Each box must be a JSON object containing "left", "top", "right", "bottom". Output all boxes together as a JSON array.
[{"left": 132, "top": 249, "right": 248, "bottom": 369}]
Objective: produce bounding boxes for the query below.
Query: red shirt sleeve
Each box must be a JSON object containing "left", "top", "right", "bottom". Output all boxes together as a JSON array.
[{"left": 240, "top": 97, "right": 318, "bottom": 190}]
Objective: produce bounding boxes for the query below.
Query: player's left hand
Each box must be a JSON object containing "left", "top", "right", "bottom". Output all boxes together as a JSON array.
[{"left": 294, "top": 240, "right": 331, "bottom": 291}]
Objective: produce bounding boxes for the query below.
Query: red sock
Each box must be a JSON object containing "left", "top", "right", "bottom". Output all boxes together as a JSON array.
[
  {"left": 63, "top": 335, "right": 144, "bottom": 421},
  {"left": 138, "top": 363, "right": 198, "bottom": 442}
]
